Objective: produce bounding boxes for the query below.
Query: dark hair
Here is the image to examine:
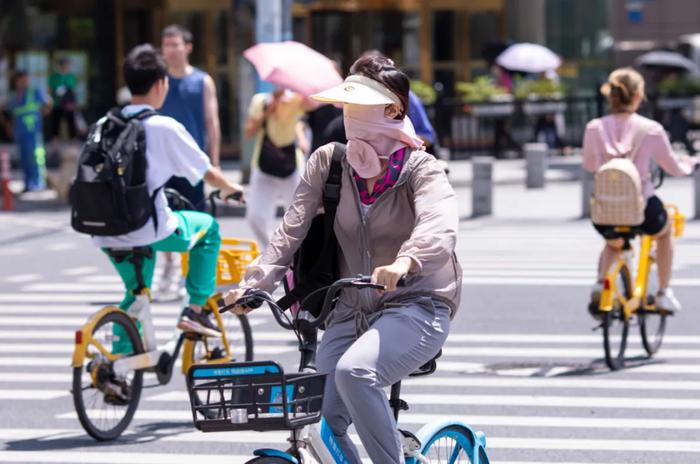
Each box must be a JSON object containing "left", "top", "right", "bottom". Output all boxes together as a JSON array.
[
  {"left": 349, "top": 52, "right": 410, "bottom": 120},
  {"left": 162, "top": 24, "right": 193, "bottom": 44},
  {"left": 123, "top": 44, "right": 168, "bottom": 96},
  {"left": 12, "top": 70, "right": 28, "bottom": 87}
]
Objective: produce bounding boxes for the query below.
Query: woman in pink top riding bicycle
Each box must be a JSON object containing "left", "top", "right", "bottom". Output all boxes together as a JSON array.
[{"left": 583, "top": 67, "right": 698, "bottom": 314}]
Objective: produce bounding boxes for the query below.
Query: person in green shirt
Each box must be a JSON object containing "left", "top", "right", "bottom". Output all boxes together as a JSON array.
[{"left": 48, "top": 57, "right": 78, "bottom": 140}]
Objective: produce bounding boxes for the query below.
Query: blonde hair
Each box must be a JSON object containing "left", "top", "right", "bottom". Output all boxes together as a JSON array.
[{"left": 600, "top": 67, "right": 645, "bottom": 113}]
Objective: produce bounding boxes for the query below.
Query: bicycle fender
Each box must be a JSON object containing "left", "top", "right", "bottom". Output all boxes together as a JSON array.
[
  {"left": 71, "top": 306, "right": 126, "bottom": 367},
  {"left": 411, "top": 419, "right": 488, "bottom": 464},
  {"left": 253, "top": 448, "right": 299, "bottom": 463}
]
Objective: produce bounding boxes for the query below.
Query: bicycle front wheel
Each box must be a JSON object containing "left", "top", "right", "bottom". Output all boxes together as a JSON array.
[
  {"left": 421, "top": 424, "right": 489, "bottom": 464},
  {"left": 187, "top": 304, "right": 253, "bottom": 420},
  {"left": 639, "top": 260, "right": 666, "bottom": 355},
  {"left": 602, "top": 264, "right": 631, "bottom": 371},
  {"left": 72, "top": 309, "right": 144, "bottom": 441}
]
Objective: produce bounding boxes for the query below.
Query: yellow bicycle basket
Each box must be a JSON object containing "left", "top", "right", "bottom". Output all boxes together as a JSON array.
[{"left": 181, "top": 238, "right": 260, "bottom": 286}]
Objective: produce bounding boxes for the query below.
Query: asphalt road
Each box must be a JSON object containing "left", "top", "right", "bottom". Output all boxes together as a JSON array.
[{"left": 1, "top": 205, "right": 699, "bottom": 464}]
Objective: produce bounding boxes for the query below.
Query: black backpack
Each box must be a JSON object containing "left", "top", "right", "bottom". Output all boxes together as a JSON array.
[
  {"left": 70, "top": 107, "right": 159, "bottom": 236},
  {"left": 277, "top": 142, "right": 345, "bottom": 317}
]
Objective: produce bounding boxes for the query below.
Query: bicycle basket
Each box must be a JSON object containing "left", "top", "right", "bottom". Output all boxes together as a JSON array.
[
  {"left": 186, "top": 361, "right": 326, "bottom": 432},
  {"left": 181, "top": 238, "right": 260, "bottom": 286}
]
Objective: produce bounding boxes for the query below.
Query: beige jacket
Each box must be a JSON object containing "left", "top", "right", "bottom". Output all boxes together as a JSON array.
[{"left": 241, "top": 143, "right": 462, "bottom": 325}]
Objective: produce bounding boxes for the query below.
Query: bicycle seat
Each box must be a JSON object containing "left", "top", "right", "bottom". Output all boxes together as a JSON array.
[{"left": 409, "top": 349, "right": 441, "bottom": 377}]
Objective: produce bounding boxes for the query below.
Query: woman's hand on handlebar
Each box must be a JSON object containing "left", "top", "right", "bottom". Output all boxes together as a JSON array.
[
  {"left": 222, "top": 287, "right": 253, "bottom": 315},
  {"left": 371, "top": 257, "right": 415, "bottom": 293}
]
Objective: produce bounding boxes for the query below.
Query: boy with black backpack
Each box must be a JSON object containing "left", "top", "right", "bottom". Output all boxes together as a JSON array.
[{"left": 71, "top": 44, "right": 243, "bottom": 336}]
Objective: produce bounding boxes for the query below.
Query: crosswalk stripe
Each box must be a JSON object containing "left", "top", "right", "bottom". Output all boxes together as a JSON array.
[
  {"left": 458, "top": 277, "right": 700, "bottom": 286},
  {"left": 0, "top": 451, "right": 246, "bottom": 464},
  {"left": 441, "top": 345, "right": 700, "bottom": 359},
  {"left": 0, "top": 358, "right": 71, "bottom": 367},
  {"left": 54, "top": 409, "right": 700, "bottom": 432},
  {"left": 0, "top": 343, "right": 295, "bottom": 355},
  {"left": 487, "top": 436, "right": 700, "bottom": 452},
  {"left": 4, "top": 274, "right": 42, "bottom": 283},
  {"left": 144, "top": 390, "right": 700, "bottom": 410},
  {"left": 402, "top": 376, "right": 700, "bottom": 391},
  {"left": 0, "top": 316, "right": 267, "bottom": 328},
  {"left": 0, "top": 373, "right": 72, "bottom": 382},
  {"left": 435, "top": 361, "right": 700, "bottom": 375},
  {"left": 61, "top": 266, "right": 100, "bottom": 276},
  {"left": 0, "top": 329, "right": 291, "bottom": 342},
  {"left": 462, "top": 269, "right": 596, "bottom": 277},
  {"left": 8, "top": 371, "right": 700, "bottom": 393},
  {"left": 0, "top": 389, "right": 66, "bottom": 400},
  {"left": 400, "top": 393, "right": 700, "bottom": 410},
  {"left": 21, "top": 283, "right": 132, "bottom": 292},
  {"left": 64, "top": 390, "right": 700, "bottom": 415},
  {"left": 7, "top": 326, "right": 700, "bottom": 346},
  {"left": 443, "top": 333, "right": 700, "bottom": 344},
  {"left": 0, "top": 294, "right": 127, "bottom": 303}
]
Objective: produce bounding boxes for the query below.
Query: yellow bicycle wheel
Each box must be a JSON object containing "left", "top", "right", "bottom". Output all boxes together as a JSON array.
[
  {"left": 602, "top": 264, "right": 631, "bottom": 371},
  {"left": 72, "top": 309, "right": 144, "bottom": 441}
]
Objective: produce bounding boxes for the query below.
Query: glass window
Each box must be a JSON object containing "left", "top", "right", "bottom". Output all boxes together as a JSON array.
[
  {"left": 469, "top": 12, "right": 501, "bottom": 59},
  {"left": 433, "top": 11, "right": 454, "bottom": 62}
]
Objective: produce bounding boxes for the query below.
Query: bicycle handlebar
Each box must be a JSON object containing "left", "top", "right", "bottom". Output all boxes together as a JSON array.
[{"left": 218, "top": 274, "right": 406, "bottom": 331}]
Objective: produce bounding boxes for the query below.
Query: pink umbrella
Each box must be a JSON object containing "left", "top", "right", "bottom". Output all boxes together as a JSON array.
[{"left": 243, "top": 41, "right": 342, "bottom": 97}]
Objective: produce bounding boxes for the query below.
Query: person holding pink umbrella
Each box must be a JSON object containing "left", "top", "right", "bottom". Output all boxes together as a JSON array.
[
  {"left": 244, "top": 88, "right": 311, "bottom": 248},
  {"left": 243, "top": 41, "right": 341, "bottom": 248}
]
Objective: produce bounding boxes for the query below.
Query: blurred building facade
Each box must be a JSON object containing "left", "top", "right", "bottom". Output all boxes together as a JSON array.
[{"left": 2, "top": 0, "right": 699, "bottom": 156}]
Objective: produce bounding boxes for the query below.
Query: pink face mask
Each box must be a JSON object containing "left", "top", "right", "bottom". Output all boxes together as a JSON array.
[{"left": 343, "top": 104, "right": 423, "bottom": 178}]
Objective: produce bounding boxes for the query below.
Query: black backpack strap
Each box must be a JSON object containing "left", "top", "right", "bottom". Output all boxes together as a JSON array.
[
  {"left": 320, "top": 142, "right": 344, "bottom": 257},
  {"left": 277, "top": 143, "right": 345, "bottom": 310},
  {"left": 127, "top": 107, "right": 159, "bottom": 233},
  {"left": 131, "top": 108, "right": 158, "bottom": 120}
]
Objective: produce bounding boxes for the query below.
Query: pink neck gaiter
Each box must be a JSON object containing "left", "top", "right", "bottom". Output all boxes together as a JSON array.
[{"left": 343, "top": 104, "right": 423, "bottom": 178}]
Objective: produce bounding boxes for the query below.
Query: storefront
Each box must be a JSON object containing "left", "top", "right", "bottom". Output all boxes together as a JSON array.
[
  {"left": 291, "top": 0, "right": 507, "bottom": 96},
  {"left": 0, "top": 0, "right": 247, "bottom": 154}
]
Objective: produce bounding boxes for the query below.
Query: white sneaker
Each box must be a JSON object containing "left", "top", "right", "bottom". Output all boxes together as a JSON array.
[{"left": 656, "top": 288, "right": 682, "bottom": 313}]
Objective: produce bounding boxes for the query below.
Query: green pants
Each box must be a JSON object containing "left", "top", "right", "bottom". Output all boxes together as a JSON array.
[{"left": 105, "top": 210, "right": 221, "bottom": 310}]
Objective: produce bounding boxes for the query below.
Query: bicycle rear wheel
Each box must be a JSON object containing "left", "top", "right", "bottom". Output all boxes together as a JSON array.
[
  {"left": 602, "top": 265, "right": 631, "bottom": 371},
  {"left": 420, "top": 424, "right": 489, "bottom": 463},
  {"left": 640, "top": 260, "right": 667, "bottom": 355},
  {"left": 72, "top": 309, "right": 144, "bottom": 441}
]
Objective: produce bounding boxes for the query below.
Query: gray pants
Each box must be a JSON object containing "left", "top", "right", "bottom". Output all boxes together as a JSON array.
[{"left": 316, "top": 296, "right": 451, "bottom": 464}]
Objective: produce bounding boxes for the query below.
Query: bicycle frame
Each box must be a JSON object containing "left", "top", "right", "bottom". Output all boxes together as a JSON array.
[
  {"left": 599, "top": 204, "right": 684, "bottom": 319},
  {"left": 72, "top": 292, "right": 234, "bottom": 379}
]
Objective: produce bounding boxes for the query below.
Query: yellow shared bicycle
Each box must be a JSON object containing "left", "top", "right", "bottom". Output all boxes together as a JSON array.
[
  {"left": 71, "top": 192, "right": 259, "bottom": 441},
  {"left": 593, "top": 204, "right": 685, "bottom": 370}
]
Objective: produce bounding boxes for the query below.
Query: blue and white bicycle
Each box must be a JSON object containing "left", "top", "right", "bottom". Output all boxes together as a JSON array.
[{"left": 186, "top": 275, "right": 490, "bottom": 463}]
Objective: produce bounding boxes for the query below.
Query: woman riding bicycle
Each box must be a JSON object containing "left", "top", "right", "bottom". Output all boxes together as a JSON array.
[
  {"left": 583, "top": 67, "right": 698, "bottom": 314},
  {"left": 224, "top": 54, "right": 461, "bottom": 463}
]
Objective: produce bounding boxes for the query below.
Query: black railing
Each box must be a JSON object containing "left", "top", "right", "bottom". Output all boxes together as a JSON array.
[{"left": 431, "top": 93, "right": 700, "bottom": 159}]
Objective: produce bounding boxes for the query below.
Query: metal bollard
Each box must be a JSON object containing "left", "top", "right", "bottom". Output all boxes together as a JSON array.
[
  {"left": 1, "top": 150, "right": 13, "bottom": 211},
  {"left": 524, "top": 142, "right": 548, "bottom": 189},
  {"left": 581, "top": 167, "right": 594, "bottom": 219},
  {"left": 472, "top": 157, "right": 493, "bottom": 217},
  {"left": 694, "top": 166, "right": 700, "bottom": 220}
]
